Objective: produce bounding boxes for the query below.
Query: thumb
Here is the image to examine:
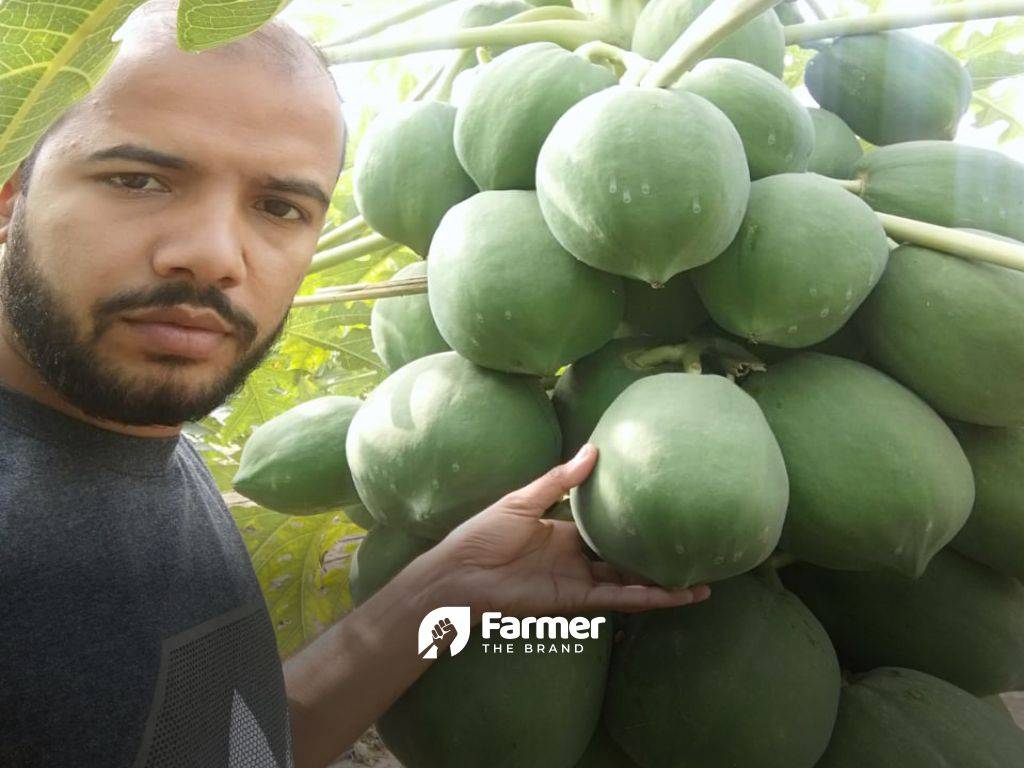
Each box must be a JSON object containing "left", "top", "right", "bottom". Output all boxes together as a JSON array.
[{"left": 501, "top": 444, "right": 598, "bottom": 515}]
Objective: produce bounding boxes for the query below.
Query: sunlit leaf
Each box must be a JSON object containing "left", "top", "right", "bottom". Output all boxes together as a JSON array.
[
  {"left": 177, "top": 0, "right": 292, "bottom": 51},
  {"left": 971, "top": 89, "right": 1024, "bottom": 144},
  {"left": 0, "top": 0, "right": 143, "bottom": 184},
  {"left": 969, "top": 51, "right": 1024, "bottom": 89},
  {"left": 231, "top": 502, "right": 365, "bottom": 659}
]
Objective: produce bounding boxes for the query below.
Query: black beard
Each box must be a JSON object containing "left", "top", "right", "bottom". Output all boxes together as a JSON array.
[{"left": 0, "top": 204, "right": 288, "bottom": 427}]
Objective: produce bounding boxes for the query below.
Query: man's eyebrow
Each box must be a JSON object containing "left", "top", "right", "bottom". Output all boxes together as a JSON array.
[
  {"left": 263, "top": 176, "right": 331, "bottom": 211},
  {"left": 86, "top": 144, "right": 193, "bottom": 170},
  {"left": 85, "top": 144, "right": 332, "bottom": 210}
]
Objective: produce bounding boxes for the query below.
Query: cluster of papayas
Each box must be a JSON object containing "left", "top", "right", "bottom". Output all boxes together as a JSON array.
[{"left": 232, "top": 2, "right": 1024, "bottom": 765}]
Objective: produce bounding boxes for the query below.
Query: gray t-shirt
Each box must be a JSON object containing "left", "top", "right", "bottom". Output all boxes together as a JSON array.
[{"left": 0, "top": 383, "right": 294, "bottom": 768}]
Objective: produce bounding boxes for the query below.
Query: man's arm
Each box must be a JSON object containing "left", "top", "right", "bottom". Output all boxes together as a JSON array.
[
  {"left": 283, "top": 547, "right": 463, "bottom": 768},
  {"left": 283, "top": 445, "right": 709, "bottom": 768}
]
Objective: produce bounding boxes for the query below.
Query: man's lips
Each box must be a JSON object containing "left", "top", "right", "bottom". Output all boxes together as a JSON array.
[{"left": 120, "top": 306, "right": 233, "bottom": 360}]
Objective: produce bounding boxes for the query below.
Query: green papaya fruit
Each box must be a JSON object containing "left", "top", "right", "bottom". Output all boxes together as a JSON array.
[
  {"left": 632, "top": 0, "right": 785, "bottom": 77},
  {"left": 675, "top": 58, "right": 814, "bottom": 180},
  {"left": 552, "top": 338, "right": 678, "bottom": 461},
  {"left": 574, "top": 723, "right": 641, "bottom": 768},
  {"left": 949, "top": 423, "right": 1024, "bottom": 580},
  {"left": 692, "top": 173, "right": 889, "bottom": 348},
  {"left": 343, "top": 503, "right": 376, "bottom": 530},
  {"left": 353, "top": 102, "right": 477, "bottom": 256},
  {"left": 743, "top": 354, "right": 975, "bottom": 576},
  {"left": 981, "top": 694, "right": 1018, "bottom": 721},
  {"left": 605, "top": 573, "right": 841, "bottom": 768},
  {"left": 854, "top": 140, "right": 1024, "bottom": 242},
  {"left": 233, "top": 396, "right": 362, "bottom": 515},
  {"left": 745, "top": 320, "right": 867, "bottom": 364},
  {"left": 345, "top": 352, "right": 562, "bottom": 539},
  {"left": 816, "top": 667, "right": 1024, "bottom": 768},
  {"left": 349, "top": 524, "right": 434, "bottom": 606},
  {"left": 618, "top": 273, "right": 708, "bottom": 341},
  {"left": 537, "top": 86, "right": 750, "bottom": 285},
  {"left": 570, "top": 373, "right": 788, "bottom": 587},
  {"left": 806, "top": 107, "right": 863, "bottom": 179},
  {"left": 857, "top": 242, "right": 1024, "bottom": 427},
  {"left": 370, "top": 261, "right": 450, "bottom": 374},
  {"left": 781, "top": 549, "right": 1024, "bottom": 696},
  {"left": 458, "top": 0, "right": 532, "bottom": 27},
  {"left": 805, "top": 32, "right": 972, "bottom": 146},
  {"left": 428, "top": 191, "right": 624, "bottom": 375},
  {"left": 378, "top": 615, "right": 612, "bottom": 768},
  {"left": 453, "top": 42, "right": 617, "bottom": 190}
]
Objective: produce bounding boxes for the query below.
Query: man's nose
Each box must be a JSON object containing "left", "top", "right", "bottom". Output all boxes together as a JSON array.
[{"left": 150, "top": 197, "right": 247, "bottom": 289}]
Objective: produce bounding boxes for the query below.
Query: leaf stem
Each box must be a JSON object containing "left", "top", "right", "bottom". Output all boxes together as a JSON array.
[
  {"left": 641, "top": 0, "right": 781, "bottom": 87},
  {"left": 306, "top": 232, "right": 391, "bottom": 275},
  {"left": 784, "top": 0, "right": 1024, "bottom": 45},
  {"left": 317, "top": 215, "right": 367, "bottom": 252},
  {"left": 575, "top": 40, "right": 653, "bottom": 80},
  {"left": 876, "top": 212, "right": 1024, "bottom": 272},
  {"left": 292, "top": 277, "right": 428, "bottom": 307},
  {"left": 323, "top": 19, "right": 626, "bottom": 65},
  {"left": 321, "top": 0, "right": 458, "bottom": 47}
]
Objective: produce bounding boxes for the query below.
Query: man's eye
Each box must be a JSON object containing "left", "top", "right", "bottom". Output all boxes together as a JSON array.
[
  {"left": 258, "top": 199, "right": 304, "bottom": 221},
  {"left": 107, "top": 174, "right": 164, "bottom": 191}
]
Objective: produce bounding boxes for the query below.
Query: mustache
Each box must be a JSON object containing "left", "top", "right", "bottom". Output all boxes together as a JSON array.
[{"left": 92, "top": 281, "right": 259, "bottom": 347}]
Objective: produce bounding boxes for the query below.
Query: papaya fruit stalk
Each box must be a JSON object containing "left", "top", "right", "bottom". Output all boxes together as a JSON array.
[
  {"left": 322, "top": 18, "right": 628, "bottom": 64},
  {"left": 574, "top": 40, "right": 653, "bottom": 80},
  {"left": 784, "top": 0, "right": 1024, "bottom": 46},
  {"left": 625, "top": 337, "right": 766, "bottom": 380},
  {"left": 640, "top": 0, "right": 781, "bottom": 87}
]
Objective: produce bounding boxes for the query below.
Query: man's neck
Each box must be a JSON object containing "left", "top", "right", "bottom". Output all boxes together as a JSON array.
[{"left": 0, "top": 321, "right": 182, "bottom": 439}]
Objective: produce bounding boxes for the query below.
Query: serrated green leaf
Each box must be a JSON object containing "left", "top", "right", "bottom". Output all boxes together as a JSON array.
[
  {"left": 969, "top": 51, "right": 1024, "bottom": 89},
  {"left": 0, "top": 0, "right": 143, "bottom": 184},
  {"left": 971, "top": 90, "right": 1024, "bottom": 145},
  {"left": 232, "top": 504, "right": 365, "bottom": 658},
  {"left": 177, "top": 0, "right": 292, "bottom": 52}
]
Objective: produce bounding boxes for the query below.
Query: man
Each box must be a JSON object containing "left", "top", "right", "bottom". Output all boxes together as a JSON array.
[{"left": 0, "top": 3, "right": 710, "bottom": 767}]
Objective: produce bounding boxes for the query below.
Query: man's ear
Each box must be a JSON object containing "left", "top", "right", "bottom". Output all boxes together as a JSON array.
[{"left": 0, "top": 170, "right": 22, "bottom": 245}]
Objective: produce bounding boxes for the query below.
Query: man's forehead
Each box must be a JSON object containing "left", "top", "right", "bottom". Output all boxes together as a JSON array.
[{"left": 47, "top": 22, "right": 345, "bottom": 189}]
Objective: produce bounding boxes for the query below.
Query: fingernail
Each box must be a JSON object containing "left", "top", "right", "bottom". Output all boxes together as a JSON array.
[{"left": 568, "top": 444, "right": 595, "bottom": 469}]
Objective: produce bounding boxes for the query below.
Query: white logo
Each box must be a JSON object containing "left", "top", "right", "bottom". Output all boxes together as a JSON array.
[
  {"left": 418, "top": 606, "right": 471, "bottom": 659},
  {"left": 418, "top": 608, "right": 607, "bottom": 658}
]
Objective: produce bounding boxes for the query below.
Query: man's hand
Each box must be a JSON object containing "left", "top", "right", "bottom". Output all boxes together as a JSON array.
[{"left": 421, "top": 444, "right": 711, "bottom": 622}]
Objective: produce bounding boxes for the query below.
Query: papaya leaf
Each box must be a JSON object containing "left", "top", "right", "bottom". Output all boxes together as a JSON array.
[
  {"left": 968, "top": 51, "right": 1024, "bottom": 89},
  {"left": 957, "top": 18, "right": 1024, "bottom": 59},
  {"left": 231, "top": 502, "right": 365, "bottom": 659},
  {"left": 177, "top": 0, "right": 292, "bottom": 51},
  {"left": 971, "top": 89, "right": 1024, "bottom": 145},
  {"left": 0, "top": 0, "right": 143, "bottom": 185}
]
